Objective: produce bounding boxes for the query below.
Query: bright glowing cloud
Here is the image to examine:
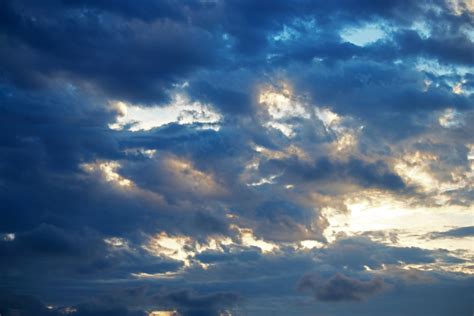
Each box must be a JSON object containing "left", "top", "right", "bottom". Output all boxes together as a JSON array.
[
  {"left": 322, "top": 190, "right": 474, "bottom": 253},
  {"left": 81, "top": 160, "right": 133, "bottom": 187},
  {"left": 258, "top": 84, "right": 309, "bottom": 137},
  {"left": 144, "top": 232, "right": 234, "bottom": 267},
  {"left": 447, "top": 0, "right": 474, "bottom": 15},
  {"left": 237, "top": 227, "right": 278, "bottom": 253},
  {"left": 144, "top": 232, "right": 194, "bottom": 268},
  {"left": 148, "top": 311, "right": 179, "bottom": 316},
  {"left": 109, "top": 94, "right": 221, "bottom": 132},
  {"left": 340, "top": 24, "right": 386, "bottom": 46},
  {"left": 2, "top": 233, "right": 15, "bottom": 241}
]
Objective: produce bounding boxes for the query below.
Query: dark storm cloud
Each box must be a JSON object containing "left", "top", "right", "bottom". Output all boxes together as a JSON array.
[
  {"left": 298, "top": 273, "right": 388, "bottom": 302},
  {"left": 291, "top": 60, "right": 472, "bottom": 115},
  {"left": 0, "top": 84, "right": 118, "bottom": 172},
  {"left": 0, "top": 223, "right": 183, "bottom": 283},
  {"left": 261, "top": 156, "right": 406, "bottom": 191},
  {"left": 0, "top": 0, "right": 223, "bottom": 104},
  {"left": 0, "top": 293, "right": 62, "bottom": 316},
  {"left": 187, "top": 80, "right": 254, "bottom": 115},
  {"left": 2, "top": 0, "right": 470, "bottom": 108}
]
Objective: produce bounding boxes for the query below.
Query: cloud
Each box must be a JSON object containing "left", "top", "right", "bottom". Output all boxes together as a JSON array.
[
  {"left": 316, "top": 236, "right": 459, "bottom": 270},
  {"left": 154, "top": 290, "right": 240, "bottom": 316},
  {"left": 298, "top": 273, "right": 389, "bottom": 302},
  {"left": 0, "top": 1, "right": 223, "bottom": 104},
  {"left": 427, "top": 226, "right": 474, "bottom": 239},
  {"left": 0, "top": 294, "right": 57, "bottom": 316},
  {"left": 261, "top": 156, "right": 407, "bottom": 192},
  {"left": 0, "top": 0, "right": 473, "bottom": 315}
]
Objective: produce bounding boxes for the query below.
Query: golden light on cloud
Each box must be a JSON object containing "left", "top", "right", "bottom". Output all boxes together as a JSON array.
[
  {"left": 258, "top": 83, "right": 309, "bottom": 138},
  {"left": 142, "top": 227, "right": 279, "bottom": 273},
  {"left": 394, "top": 151, "right": 438, "bottom": 192},
  {"left": 447, "top": 0, "right": 474, "bottom": 15},
  {"left": 145, "top": 232, "right": 194, "bottom": 265},
  {"left": 257, "top": 81, "right": 361, "bottom": 151},
  {"left": 81, "top": 160, "right": 133, "bottom": 187},
  {"left": 259, "top": 84, "right": 308, "bottom": 119},
  {"left": 334, "top": 132, "right": 357, "bottom": 152},
  {"left": 438, "top": 108, "right": 464, "bottom": 128},
  {"left": 394, "top": 149, "right": 472, "bottom": 200},
  {"left": 144, "top": 232, "right": 234, "bottom": 268},
  {"left": 165, "top": 156, "right": 225, "bottom": 196},
  {"left": 314, "top": 107, "right": 341, "bottom": 128},
  {"left": 452, "top": 82, "right": 463, "bottom": 94},
  {"left": 314, "top": 107, "right": 362, "bottom": 154},
  {"left": 253, "top": 144, "right": 309, "bottom": 161},
  {"left": 148, "top": 310, "right": 179, "bottom": 316},
  {"left": 298, "top": 239, "right": 325, "bottom": 250},
  {"left": 233, "top": 225, "right": 278, "bottom": 253}
]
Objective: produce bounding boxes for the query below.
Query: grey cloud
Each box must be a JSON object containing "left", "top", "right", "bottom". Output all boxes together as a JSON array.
[
  {"left": 261, "top": 156, "right": 407, "bottom": 192},
  {"left": 427, "top": 226, "right": 474, "bottom": 239},
  {"left": 152, "top": 290, "right": 241, "bottom": 316},
  {"left": 298, "top": 273, "right": 389, "bottom": 302}
]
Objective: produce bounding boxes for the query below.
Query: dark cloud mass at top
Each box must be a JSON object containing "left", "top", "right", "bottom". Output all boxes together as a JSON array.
[{"left": 0, "top": 0, "right": 473, "bottom": 315}]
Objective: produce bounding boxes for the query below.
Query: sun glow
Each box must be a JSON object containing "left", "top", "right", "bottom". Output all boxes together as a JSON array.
[
  {"left": 148, "top": 310, "right": 179, "bottom": 316},
  {"left": 322, "top": 191, "right": 474, "bottom": 253}
]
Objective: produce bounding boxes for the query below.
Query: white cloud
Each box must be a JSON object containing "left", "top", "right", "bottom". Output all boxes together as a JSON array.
[
  {"left": 340, "top": 24, "right": 386, "bottom": 46},
  {"left": 109, "top": 94, "right": 222, "bottom": 132}
]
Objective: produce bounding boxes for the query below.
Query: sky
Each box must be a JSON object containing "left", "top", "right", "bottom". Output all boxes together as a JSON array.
[{"left": 0, "top": 0, "right": 473, "bottom": 315}]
